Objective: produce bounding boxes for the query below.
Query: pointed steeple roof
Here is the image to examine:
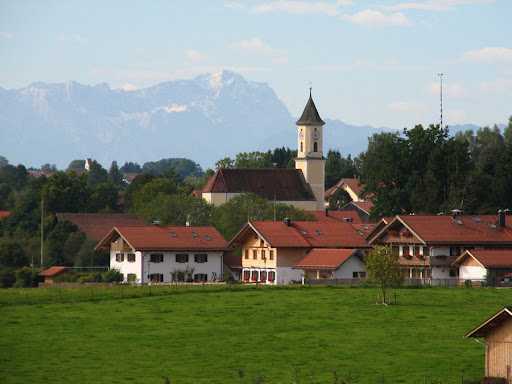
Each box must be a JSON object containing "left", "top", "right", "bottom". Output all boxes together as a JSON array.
[{"left": 296, "top": 89, "right": 325, "bottom": 126}]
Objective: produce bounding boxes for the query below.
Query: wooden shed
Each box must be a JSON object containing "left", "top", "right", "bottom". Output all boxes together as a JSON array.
[
  {"left": 39, "top": 266, "right": 68, "bottom": 284},
  {"left": 466, "top": 307, "right": 512, "bottom": 382}
]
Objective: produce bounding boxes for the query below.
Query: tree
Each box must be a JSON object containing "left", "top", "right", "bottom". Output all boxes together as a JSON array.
[
  {"left": 234, "top": 151, "right": 273, "bottom": 168},
  {"left": 0, "top": 155, "right": 8, "bottom": 168},
  {"left": 108, "top": 161, "right": 124, "bottom": 186},
  {"left": 42, "top": 172, "right": 88, "bottom": 213},
  {"left": 215, "top": 157, "right": 234, "bottom": 169},
  {"left": 325, "top": 150, "right": 357, "bottom": 188},
  {"left": 131, "top": 178, "right": 178, "bottom": 213},
  {"left": 142, "top": 158, "right": 203, "bottom": 179},
  {"left": 366, "top": 245, "right": 402, "bottom": 305},
  {"left": 87, "top": 182, "right": 119, "bottom": 212},
  {"left": 0, "top": 239, "right": 29, "bottom": 268},
  {"left": 86, "top": 160, "right": 108, "bottom": 188},
  {"left": 41, "top": 164, "right": 57, "bottom": 173},
  {"left": 120, "top": 161, "right": 142, "bottom": 173},
  {"left": 67, "top": 159, "right": 85, "bottom": 173}
]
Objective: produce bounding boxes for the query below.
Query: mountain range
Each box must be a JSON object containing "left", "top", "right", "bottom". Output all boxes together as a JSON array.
[{"left": 0, "top": 70, "right": 500, "bottom": 169}]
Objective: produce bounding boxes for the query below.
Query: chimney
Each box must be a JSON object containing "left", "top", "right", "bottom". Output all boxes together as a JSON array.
[
  {"left": 498, "top": 209, "right": 506, "bottom": 228},
  {"left": 283, "top": 218, "right": 291, "bottom": 226}
]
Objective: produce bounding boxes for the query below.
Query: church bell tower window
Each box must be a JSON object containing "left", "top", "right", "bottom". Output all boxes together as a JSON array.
[
  {"left": 300, "top": 141, "right": 303, "bottom": 153},
  {"left": 314, "top": 142, "right": 318, "bottom": 152}
]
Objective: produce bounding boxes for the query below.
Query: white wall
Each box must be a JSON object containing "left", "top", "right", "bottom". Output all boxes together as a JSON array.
[
  {"left": 110, "top": 250, "right": 223, "bottom": 283},
  {"left": 459, "top": 265, "right": 487, "bottom": 281},
  {"left": 334, "top": 256, "right": 366, "bottom": 279}
]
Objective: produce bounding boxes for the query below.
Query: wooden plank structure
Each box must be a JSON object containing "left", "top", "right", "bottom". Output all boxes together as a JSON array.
[{"left": 466, "top": 307, "right": 512, "bottom": 382}]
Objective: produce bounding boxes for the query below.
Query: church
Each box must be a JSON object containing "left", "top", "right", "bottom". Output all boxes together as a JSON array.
[{"left": 201, "top": 91, "right": 326, "bottom": 211}]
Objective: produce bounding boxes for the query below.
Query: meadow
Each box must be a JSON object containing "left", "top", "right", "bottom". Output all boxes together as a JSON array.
[{"left": 1, "top": 285, "right": 509, "bottom": 384}]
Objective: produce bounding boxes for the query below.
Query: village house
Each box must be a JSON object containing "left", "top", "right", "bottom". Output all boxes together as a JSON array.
[
  {"left": 452, "top": 249, "right": 512, "bottom": 285},
  {"left": 227, "top": 219, "right": 370, "bottom": 284},
  {"left": 96, "top": 225, "right": 228, "bottom": 284},
  {"left": 466, "top": 307, "right": 512, "bottom": 383},
  {"left": 294, "top": 248, "right": 366, "bottom": 281},
  {"left": 202, "top": 91, "right": 327, "bottom": 211},
  {"left": 368, "top": 211, "right": 512, "bottom": 283}
]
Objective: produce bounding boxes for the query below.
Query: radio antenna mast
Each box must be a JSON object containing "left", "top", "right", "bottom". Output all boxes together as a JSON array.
[{"left": 437, "top": 73, "right": 444, "bottom": 128}]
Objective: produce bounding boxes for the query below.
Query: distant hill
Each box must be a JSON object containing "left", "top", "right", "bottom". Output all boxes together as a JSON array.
[{"left": 0, "top": 70, "right": 504, "bottom": 169}]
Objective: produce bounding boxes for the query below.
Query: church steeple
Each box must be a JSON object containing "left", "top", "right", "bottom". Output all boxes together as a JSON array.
[
  {"left": 295, "top": 89, "right": 326, "bottom": 210},
  {"left": 296, "top": 89, "right": 325, "bottom": 126}
]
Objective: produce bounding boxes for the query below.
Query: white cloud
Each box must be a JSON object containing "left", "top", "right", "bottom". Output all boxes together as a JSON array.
[
  {"left": 385, "top": 0, "right": 495, "bottom": 12},
  {"left": 230, "top": 37, "right": 288, "bottom": 64},
  {"left": 340, "top": 9, "right": 412, "bottom": 27},
  {"left": 58, "top": 34, "right": 88, "bottom": 44},
  {"left": 463, "top": 47, "right": 512, "bottom": 64},
  {"left": 251, "top": 1, "right": 351, "bottom": 16},
  {"left": 0, "top": 32, "right": 13, "bottom": 39},
  {"left": 388, "top": 101, "right": 427, "bottom": 113},
  {"left": 479, "top": 78, "right": 512, "bottom": 94},
  {"left": 428, "top": 82, "right": 468, "bottom": 99},
  {"left": 163, "top": 104, "right": 188, "bottom": 113},
  {"left": 186, "top": 49, "right": 207, "bottom": 64}
]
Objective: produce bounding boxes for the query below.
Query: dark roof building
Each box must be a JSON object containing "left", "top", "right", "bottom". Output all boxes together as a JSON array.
[{"left": 296, "top": 90, "right": 325, "bottom": 126}]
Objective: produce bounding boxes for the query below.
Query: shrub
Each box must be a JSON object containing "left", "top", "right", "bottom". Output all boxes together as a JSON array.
[
  {"left": 14, "top": 267, "right": 40, "bottom": 287},
  {"left": 0, "top": 268, "right": 16, "bottom": 288},
  {"left": 101, "top": 269, "right": 123, "bottom": 283},
  {"left": 464, "top": 280, "right": 473, "bottom": 288}
]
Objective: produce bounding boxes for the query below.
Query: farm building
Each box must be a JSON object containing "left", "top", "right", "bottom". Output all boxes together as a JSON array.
[
  {"left": 368, "top": 211, "right": 512, "bottom": 284},
  {"left": 466, "top": 307, "right": 512, "bottom": 382},
  {"left": 452, "top": 249, "right": 512, "bottom": 285},
  {"left": 96, "top": 225, "right": 228, "bottom": 284},
  {"left": 294, "top": 248, "right": 366, "bottom": 281},
  {"left": 227, "top": 219, "right": 370, "bottom": 284},
  {"left": 39, "top": 266, "right": 68, "bottom": 284}
]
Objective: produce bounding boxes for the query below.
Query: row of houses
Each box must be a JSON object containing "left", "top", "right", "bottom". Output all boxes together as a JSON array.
[{"left": 44, "top": 209, "right": 512, "bottom": 286}]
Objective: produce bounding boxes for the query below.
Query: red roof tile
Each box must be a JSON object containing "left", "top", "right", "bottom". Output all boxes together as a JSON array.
[
  {"left": 39, "top": 266, "right": 67, "bottom": 277},
  {"left": 0, "top": 211, "right": 11, "bottom": 220},
  {"left": 311, "top": 210, "right": 363, "bottom": 224},
  {"left": 295, "top": 248, "right": 356, "bottom": 269},
  {"left": 456, "top": 249, "right": 512, "bottom": 268},
  {"left": 350, "top": 201, "right": 374, "bottom": 214},
  {"left": 97, "top": 225, "right": 228, "bottom": 251},
  {"left": 57, "top": 213, "right": 146, "bottom": 241},
  {"left": 237, "top": 220, "right": 370, "bottom": 249},
  {"left": 325, "top": 178, "right": 364, "bottom": 200},
  {"left": 370, "top": 215, "right": 512, "bottom": 246}
]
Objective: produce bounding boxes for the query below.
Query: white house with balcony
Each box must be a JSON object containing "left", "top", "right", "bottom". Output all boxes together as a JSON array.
[{"left": 95, "top": 225, "right": 228, "bottom": 284}]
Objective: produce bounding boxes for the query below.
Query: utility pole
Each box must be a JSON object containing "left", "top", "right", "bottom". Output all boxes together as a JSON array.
[
  {"left": 437, "top": 73, "right": 444, "bottom": 128},
  {"left": 40, "top": 195, "right": 44, "bottom": 267}
]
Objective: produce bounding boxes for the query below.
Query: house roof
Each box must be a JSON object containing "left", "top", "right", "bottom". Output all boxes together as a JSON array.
[
  {"left": 0, "top": 210, "right": 11, "bottom": 220},
  {"left": 311, "top": 210, "right": 363, "bottom": 224},
  {"left": 349, "top": 201, "right": 374, "bottom": 215},
  {"left": 325, "top": 178, "right": 364, "bottom": 200},
  {"left": 294, "top": 248, "right": 357, "bottom": 270},
  {"left": 369, "top": 214, "right": 512, "bottom": 246},
  {"left": 96, "top": 225, "right": 228, "bottom": 252},
  {"left": 466, "top": 307, "right": 512, "bottom": 338},
  {"left": 229, "top": 220, "right": 370, "bottom": 249},
  {"left": 39, "top": 266, "right": 67, "bottom": 277},
  {"left": 56, "top": 213, "right": 146, "bottom": 241},
  {"left": 202, "top": 168, "right": 316, "bottom": 201},
  {"left": 296, "top": 92, "right": 325, "bottom": 126},
  {"left": 453, "top": 249, "right": 512, "bottom": 268}
]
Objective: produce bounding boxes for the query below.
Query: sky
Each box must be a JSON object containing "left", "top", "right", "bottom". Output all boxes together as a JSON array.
[{"left": 0, "top": 0, "right": 511, "bottom": 129}]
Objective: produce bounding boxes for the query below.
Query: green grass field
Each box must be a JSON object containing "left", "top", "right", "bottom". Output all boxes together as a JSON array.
[{"left": 1, "top": 285, "right": 510, "bottom": 384}]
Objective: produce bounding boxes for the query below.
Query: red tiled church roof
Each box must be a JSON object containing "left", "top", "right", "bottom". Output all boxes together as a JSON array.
[
  {"left": 295, "top": 248, "right": 356, "bottom": 270},
  {"left": 202, "top": 168, "right": 316, "bottom": 202},
  {"left": 96, "top": 226, "right": 228, "bottom": 251}
]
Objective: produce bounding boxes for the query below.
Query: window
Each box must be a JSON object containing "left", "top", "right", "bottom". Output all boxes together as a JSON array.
[
  {"left": 150, "top": 253, "right": 164, "bottom": 263},
  {"left": 269, "top": 250, "right": 274, "bottom": 260},
  {"left": 260, "top": 239, "right": 264, "bottom": 247},
  {"left": 149, "top": 273, "right": 164, "bottom": 283},
  {"left": 194, "top": 273, "right": 208, "bottom": 282},
  {"left": 449, "top": 268, "right": 458, "bottom": 277},
  {"left": 243, "top": 270, "right": 250, "bottom": 281},
  {"left": 127, "top": 273, "right": 137, "bottom": 282},
  {"left": 267, "top": 271, "right": 275, "bottom": 282},
  {"left": 261, "top": 250, "right": 266, "bottom": 259},
  {"left": 300, "top": 141, "right": 303, "bottom": 152},
  {"left": 251, "top": 270, "right": 259, "bottom": 282},
  {"left": 314, "top": 141, "right": 318, "bottom": 152},
  {"left": 127, "top": 253, "right": 136, "bottom": 262},
  {"left": 253, "top": 249, "right": 257, "bottom": 260},
  {"left": 260, "top": 271, "right": 267, "bottom": 282},
  {"left": 115, "top": 253, "right": 124, "bottom": 262},
  {"left": 353, "top": 271, "right": 366, "bottom": 278},
  {"left": 194, "top": 254, "right": 208, "bottom": 263},
  {"left": 245, "top": 249, "right": 249, "bottom": 259},
  {"left": 176, "top": 254, "right": 189, "bottom": 263}
]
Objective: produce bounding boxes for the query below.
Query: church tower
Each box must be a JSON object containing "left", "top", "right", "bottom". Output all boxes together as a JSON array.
[{"left": 295, "top": 89, "right": 325, "bottom": 209}]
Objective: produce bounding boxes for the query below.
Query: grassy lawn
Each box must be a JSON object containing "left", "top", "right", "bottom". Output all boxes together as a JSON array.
[{"left": 0, "top": 285, "right": 510, "bottom": 384}]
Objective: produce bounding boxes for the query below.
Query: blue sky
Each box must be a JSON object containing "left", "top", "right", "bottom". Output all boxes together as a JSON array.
[{"left": 0, "top": 0, "right": 510, "bottom": 128}]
